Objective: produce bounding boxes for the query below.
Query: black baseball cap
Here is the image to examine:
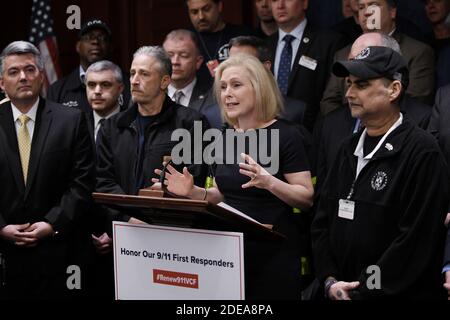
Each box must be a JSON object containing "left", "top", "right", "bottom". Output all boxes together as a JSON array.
[
  {"left": 333, "top": 46, "right": 409, "bottom": 88},
  {"left": 79, "top": 18, "right": 112, "bottom": 38}
]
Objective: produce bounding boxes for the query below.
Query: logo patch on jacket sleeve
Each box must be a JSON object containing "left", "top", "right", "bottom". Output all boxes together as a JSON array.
[{"left": 371, "top": 171, "right": 388, "bottom": 191}]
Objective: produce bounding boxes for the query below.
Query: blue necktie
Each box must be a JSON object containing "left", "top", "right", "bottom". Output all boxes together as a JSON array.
[
  {"left": 277, "top": 35, "right": 295, "bottom": 95},
  {"left": 353, "top": 118, "right": 362, "bottom": 134}
]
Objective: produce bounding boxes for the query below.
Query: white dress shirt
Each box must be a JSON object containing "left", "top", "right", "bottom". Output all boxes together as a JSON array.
[
  {"left": 354, "top": 113, "right": 403, "bottom": 178},
  {"left": 93, "top": 106, "right": 120, "bottom": 141},
  {"left": 11, "top": 98, "right": 39, "bottom": 141},
  {"left": 168, "top": 78, "right": 197, "bottom": 107}
]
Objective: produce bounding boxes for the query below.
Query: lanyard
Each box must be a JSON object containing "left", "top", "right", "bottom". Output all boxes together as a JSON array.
[{"left": 348, "top": 114, "right": 403, "bottom": 200}]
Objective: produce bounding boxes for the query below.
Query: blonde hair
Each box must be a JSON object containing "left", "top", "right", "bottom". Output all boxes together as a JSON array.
[{"left": 214, "top": 54, "right": 283, "bottom": 126}]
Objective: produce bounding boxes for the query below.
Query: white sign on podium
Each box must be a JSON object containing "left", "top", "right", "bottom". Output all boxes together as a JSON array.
[{"left": 113, "top": 222, "right": 245, "bottom": 300}]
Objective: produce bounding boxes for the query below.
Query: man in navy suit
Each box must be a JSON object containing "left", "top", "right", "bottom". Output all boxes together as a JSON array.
[
  {"left": 268, "top": 0, "right": 343, "bottom": 131},
  {"left": 0, "top": 41, "right": 94, "bottom": 299}
]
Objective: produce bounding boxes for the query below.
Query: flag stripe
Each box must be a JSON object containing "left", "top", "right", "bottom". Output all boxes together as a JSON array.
[
  {"left": 45, "top": 37, "right": 62, "bottom": 78},
  {"left": 29, "top": 0, "right": 61, "bottom": 96}
]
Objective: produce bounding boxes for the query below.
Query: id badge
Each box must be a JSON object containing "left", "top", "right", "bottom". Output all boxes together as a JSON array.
[
  {"left": 299, "top": 55, "right": 318, "bottom": 71},
  {"left": 207, "top": 59, "right": 220, "bottom": 77},
  {"left": 338, "top": 199, "right": 355, "bottom": 220}
]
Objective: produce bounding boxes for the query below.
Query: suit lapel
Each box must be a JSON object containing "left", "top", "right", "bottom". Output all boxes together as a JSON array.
[
  {"left": 189, "top": 80, "right": 210, "bottom": 112},
  {"left": 392, "top": 30, "right": 403, "bottom": 47},
  {"left": 268, "top": 33, "right": 279, "bottom": 74},
  {"left": 86, "top": 111, "right": 95, "bottom": 140},
  {"left": 24, "top": 99, "right": 52, "bottom": 199},
  {"left": 288, "top": 24, "right": 314, "bottom": 90},
  {"left": 0, "top": 102, "right": 26, "bottom": 191}
]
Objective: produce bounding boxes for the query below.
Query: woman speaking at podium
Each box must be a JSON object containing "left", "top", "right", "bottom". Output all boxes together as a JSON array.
[{"left": 153, "top": 55, "right": 314, "bottom": 300}]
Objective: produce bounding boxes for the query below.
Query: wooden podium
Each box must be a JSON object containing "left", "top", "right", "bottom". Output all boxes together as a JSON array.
[{"left": 92, "top": 191, "right": 284, "bottom": 241}]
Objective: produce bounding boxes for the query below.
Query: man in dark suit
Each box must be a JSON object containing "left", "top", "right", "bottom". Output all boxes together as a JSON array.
[
  {"left": 321, "top": 0, "right": 436, "bottom": 116},
  {"left": 48, "top": 18, "right": 131, "bottom": 114},
  {"left": 0, "top": 41, "right": 94, "bottom": 299},
  {"left": 73, "top": 60, "right": 126, "bottom": 299},
  {"left": 229, "top": 36, "right": 307, "bottom": 128},
  {"left": 85, "top": 60, "right": 125, "bottom": 142},
  {"left": 201, "top": 35, "right": 310, "bottom": 130},
  {"left": 268, "top": 0, "right": 343, "bottom": 131},
  {"left": 334, "top": 0, "right": 426, "bottom": 47},
  {"left": 163, "top": 29, "right": 213, "bottom": 112}
]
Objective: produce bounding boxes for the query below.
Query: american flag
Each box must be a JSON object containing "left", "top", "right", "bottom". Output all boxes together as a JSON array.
[{"left": 28, "top": 0, "right": 61, "bottom": 96}]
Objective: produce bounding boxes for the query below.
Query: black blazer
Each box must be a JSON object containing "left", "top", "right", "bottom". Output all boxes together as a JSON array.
[
  {"left": 428, "top": 84, "right": 450, "bottom": 153},
  {"left": 268, "top": 23, "right": 343, "bottom": 131},
  {"left": 0, "top": 98, "right": 95, "bottom": 296},
  {"left": 189, "top": 79, "right": 214, "bottom": 113},
  {"left": 0, "top": 99, "right": 95, "bottom": 235}
]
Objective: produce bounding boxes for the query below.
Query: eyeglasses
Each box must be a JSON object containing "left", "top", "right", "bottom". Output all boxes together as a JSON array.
[{"left": 81, "top": 33, "right": 109, "bottom": 43}]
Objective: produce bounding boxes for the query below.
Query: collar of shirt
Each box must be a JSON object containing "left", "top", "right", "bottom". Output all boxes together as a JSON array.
[
  {"left": 11, "top": 98, "right": 39, "bottom": 124},
  {"left": 389, "top": 27, "right": 396, "bottom": 37},
  {"left": 354, "top": 113, "right": 403, "bottom": 178},
  {"left": 93, "top": 105, "right": 121, "bottom": 130},
  {"left": 168, "top": 78, "right": 197, "bottom": 107},
  {"left": 11, "top": 97, "right": 40, "bottom": 140},
  {"left": 79, "top": 65, "right": 87, "bottom": 85},
  {"left": 275, "top": 18, "right": 307, "bottom": 78}
]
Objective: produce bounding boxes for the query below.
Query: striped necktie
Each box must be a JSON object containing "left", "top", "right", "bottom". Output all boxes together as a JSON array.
[{"left": 174, "top": 90, "right": 184, "bottom": 105}]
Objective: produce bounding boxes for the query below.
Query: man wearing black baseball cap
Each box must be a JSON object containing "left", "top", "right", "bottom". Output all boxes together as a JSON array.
[
  {"left": 48, "top": 18, "right": 130, "bottom": 115},
  {"left": 79, "top": 19, "right": 112, "bottom": 39},
  {"left": 333, "top": 46, "right": 409, "bottom": 88},
  {"left": 312, "top": 46, "right": 450, "bottom": 300}
]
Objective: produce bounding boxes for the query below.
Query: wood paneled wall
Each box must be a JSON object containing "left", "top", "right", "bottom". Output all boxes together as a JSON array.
[{"left": 1, "top": 0, "right": 256, "bottom": 76}]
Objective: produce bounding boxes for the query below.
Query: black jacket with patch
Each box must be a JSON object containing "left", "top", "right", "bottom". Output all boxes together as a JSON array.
[
  {"left": 312, "top": 119, "right": 449, "bottom": 299},
  {"left": 313, "top": 96, "right": 431, "bottom": 196}
]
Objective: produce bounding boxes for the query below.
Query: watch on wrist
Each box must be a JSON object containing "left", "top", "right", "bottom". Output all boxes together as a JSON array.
[{"left": 324, "top": 277, "right": 338, "bottom": 298}]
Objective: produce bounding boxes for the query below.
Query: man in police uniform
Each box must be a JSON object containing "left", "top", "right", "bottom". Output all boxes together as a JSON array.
[{"left": 312, "top": 46, "right": 449, "bottom": 299}]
